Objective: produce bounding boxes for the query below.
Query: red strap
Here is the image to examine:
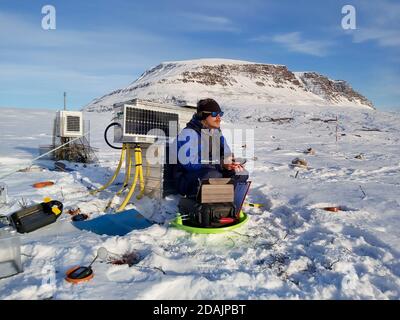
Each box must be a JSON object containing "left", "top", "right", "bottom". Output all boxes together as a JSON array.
[{"left": 219, "top": 217, "right": 236, "bottom": 224}]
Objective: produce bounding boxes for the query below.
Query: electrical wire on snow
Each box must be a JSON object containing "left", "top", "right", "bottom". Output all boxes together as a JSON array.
[{"left": 0, "top": 132, "right": 89, "bottom": 181}]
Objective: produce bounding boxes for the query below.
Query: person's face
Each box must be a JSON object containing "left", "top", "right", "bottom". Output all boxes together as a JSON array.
[{"left": 204, "top": 113, "right": 222, "bottom": 129}]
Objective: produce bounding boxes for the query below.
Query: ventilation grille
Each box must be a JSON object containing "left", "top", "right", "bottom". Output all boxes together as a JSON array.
[
  {"left": 125, "top": 107, "right": 178, "bottom": 137},
  {"left": 66, "top": 116, "right": 81, "bottom": 132}
]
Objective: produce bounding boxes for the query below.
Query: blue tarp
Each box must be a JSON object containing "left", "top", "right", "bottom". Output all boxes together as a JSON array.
[{"left": 73, "top": 209, "right": 152, "bottom": 236}]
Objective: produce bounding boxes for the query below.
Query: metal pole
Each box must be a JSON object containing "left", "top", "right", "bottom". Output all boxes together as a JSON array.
[
  {"left": 64, "top": 92, "right": 66, "bottom": 111},
  {"left": 336, "top": 115, "right": 338, "bottom": 143}
]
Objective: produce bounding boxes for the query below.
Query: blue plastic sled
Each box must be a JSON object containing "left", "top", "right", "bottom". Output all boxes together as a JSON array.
[{"left": 73, "top": 209, "right": 152, "bottom": 236}]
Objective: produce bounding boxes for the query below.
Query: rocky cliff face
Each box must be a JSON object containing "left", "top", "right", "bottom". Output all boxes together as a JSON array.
[
  {"left": 84, "top": 59, "right": 374, "bottom": 112},
  {"left": 295, "top": 72, "right": 374, "bottom": 108}
]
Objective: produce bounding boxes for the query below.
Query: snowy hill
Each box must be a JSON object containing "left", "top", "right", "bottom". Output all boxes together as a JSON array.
[
  {"left": 84, "top": 59, "right": 374, "bottom": 113},
  {"left": 1, "top": 105, "right": 400, "bottom": 299}
]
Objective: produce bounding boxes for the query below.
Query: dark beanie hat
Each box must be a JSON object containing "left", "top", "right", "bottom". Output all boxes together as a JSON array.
[{"left": 196, "top": 98, "right": 221, "bottom": 120}]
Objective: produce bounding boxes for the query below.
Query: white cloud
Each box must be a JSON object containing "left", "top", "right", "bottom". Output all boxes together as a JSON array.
[
  {"left": 252, "top": 32, "right": 333, "bottom": 57},
  {"left": 352, "top": 28, "right": 400, "bottom": 47},
  {"left": 346, "top": 0, "right": 400, "bottom": 48},
  {"left": 177, "top": 13, "right": 239, "bottom": 32},
  {"left": 0, "top": 11, "right": 203, "bottom": 106},
  {"left": 0, "top": 11, "right": 165, "bottom": 52},
  {"left": 0, "top": 63, "right": 135, "bottom": 95}
]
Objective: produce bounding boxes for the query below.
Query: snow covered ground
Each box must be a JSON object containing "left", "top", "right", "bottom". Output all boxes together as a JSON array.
[{"left": 0, "top": 105, "right": 399, "bottom": 299}]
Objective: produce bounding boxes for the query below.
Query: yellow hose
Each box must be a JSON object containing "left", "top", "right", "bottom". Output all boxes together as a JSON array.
[
  {"left": 116, "top": 145, "right": 142, "bottom": 212},
  {"left": 116, "top": 146, "right": 132, "bottom": 196},
  {"left": 92, "top": 143, "right": 146, "bottom": 212},
  {"left": 136, "top": 147, "right": 145, "bottom": 200},
  {"left": 104, "top": 146, "right": 133, "bottom": 211},
  {"left": 91, "top": 144, "right": 126, "bottom": 195}
]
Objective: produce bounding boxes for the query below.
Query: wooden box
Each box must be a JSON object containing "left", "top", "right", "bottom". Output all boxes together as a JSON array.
[{"left": 200, "top": 179, "right": 234, "bottom": 203}]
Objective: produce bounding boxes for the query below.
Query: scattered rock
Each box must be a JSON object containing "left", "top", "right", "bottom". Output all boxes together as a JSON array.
[
  {"left": 72, "top": 213, "right": 89, "bottom": 221},
  {"left": 54, "top": 161, "right": 75, "bottom": 172},
  {"left": 323, "top": 207, "right": 340, "bottom": 212},
  {"left": 18, "top": 165, "right": 45, "bottom": 173},
  {"left": 360, "top": 127, "right": 382, "bottom": 132},
  {"left": 291, "top": 158, "right": 308, "bottom": 168},
  {"left": 67, "top": 207, "right": 81, "bottom": 216},
  {"left": 258, "top": 117, "right": 294, "bottom": 124},
  {"left": 354, "top": 154, "right": 364, "bottom": 160},
  {"left": 304, "top": 148, "right": 316, "bottom": 155},
  {"left": 108, "top": 250, "right": 141, "bottom": 267},
  {"left": 54, "top": 161, "right": 67, "bottom": 172}
]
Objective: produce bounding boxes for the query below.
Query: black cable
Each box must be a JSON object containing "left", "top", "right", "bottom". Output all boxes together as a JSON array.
[{"left": 104, "top": 122, "right": 123, "bottom": 149}]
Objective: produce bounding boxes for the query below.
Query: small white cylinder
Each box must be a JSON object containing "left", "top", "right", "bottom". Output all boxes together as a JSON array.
[{"left": 0, "top": 183, "right": 8, "bottom": 205}]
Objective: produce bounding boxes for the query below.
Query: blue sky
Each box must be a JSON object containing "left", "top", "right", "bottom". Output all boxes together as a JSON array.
[{"left": 0, "top": 0, "right": 399, "bottom": 111}]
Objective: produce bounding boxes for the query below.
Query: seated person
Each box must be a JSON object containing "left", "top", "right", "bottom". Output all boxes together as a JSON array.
[{"left": 175, "top": 98, "right": 249, "bottom": 198}]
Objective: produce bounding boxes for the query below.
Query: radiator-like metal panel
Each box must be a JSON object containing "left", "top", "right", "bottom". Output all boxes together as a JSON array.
[
  {"left": 113, "top": 99, "right": 195, "bottom": 144},
  {"left": 66, "top": 116, "right": 81, "bottom": 132},
  {"left": 56, "top": 111, "right": 83, "bottom": 138},
  {"left": 125, "top": 107, "right": 178, "bottom": 137}
]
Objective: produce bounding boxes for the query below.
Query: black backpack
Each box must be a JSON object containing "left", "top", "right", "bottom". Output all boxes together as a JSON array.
[
  {"left": 9, "top": 200, "right": 63, "bottom": 233},
  {"left": 178, "top": 197, "right": 236, "bottom": 228}
]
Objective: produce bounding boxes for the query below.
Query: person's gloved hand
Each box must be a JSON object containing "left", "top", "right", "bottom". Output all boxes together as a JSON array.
[{"left": 223, "top": 155, "right": 245, "bottom": 172}]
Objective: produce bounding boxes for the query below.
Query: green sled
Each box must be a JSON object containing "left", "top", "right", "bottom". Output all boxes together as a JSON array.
[{"left": 170, "top": 211, "right": 249, "bottom": 234}]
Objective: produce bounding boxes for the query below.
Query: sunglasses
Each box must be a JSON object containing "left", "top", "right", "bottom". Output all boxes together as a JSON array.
[{"left": 202, "top": 111, "right": 224, "bottom": 117}]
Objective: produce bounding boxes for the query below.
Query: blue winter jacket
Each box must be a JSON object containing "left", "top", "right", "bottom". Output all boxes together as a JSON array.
[{"left": 176, "top": 115, "right": 232, "bottom": 172}]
